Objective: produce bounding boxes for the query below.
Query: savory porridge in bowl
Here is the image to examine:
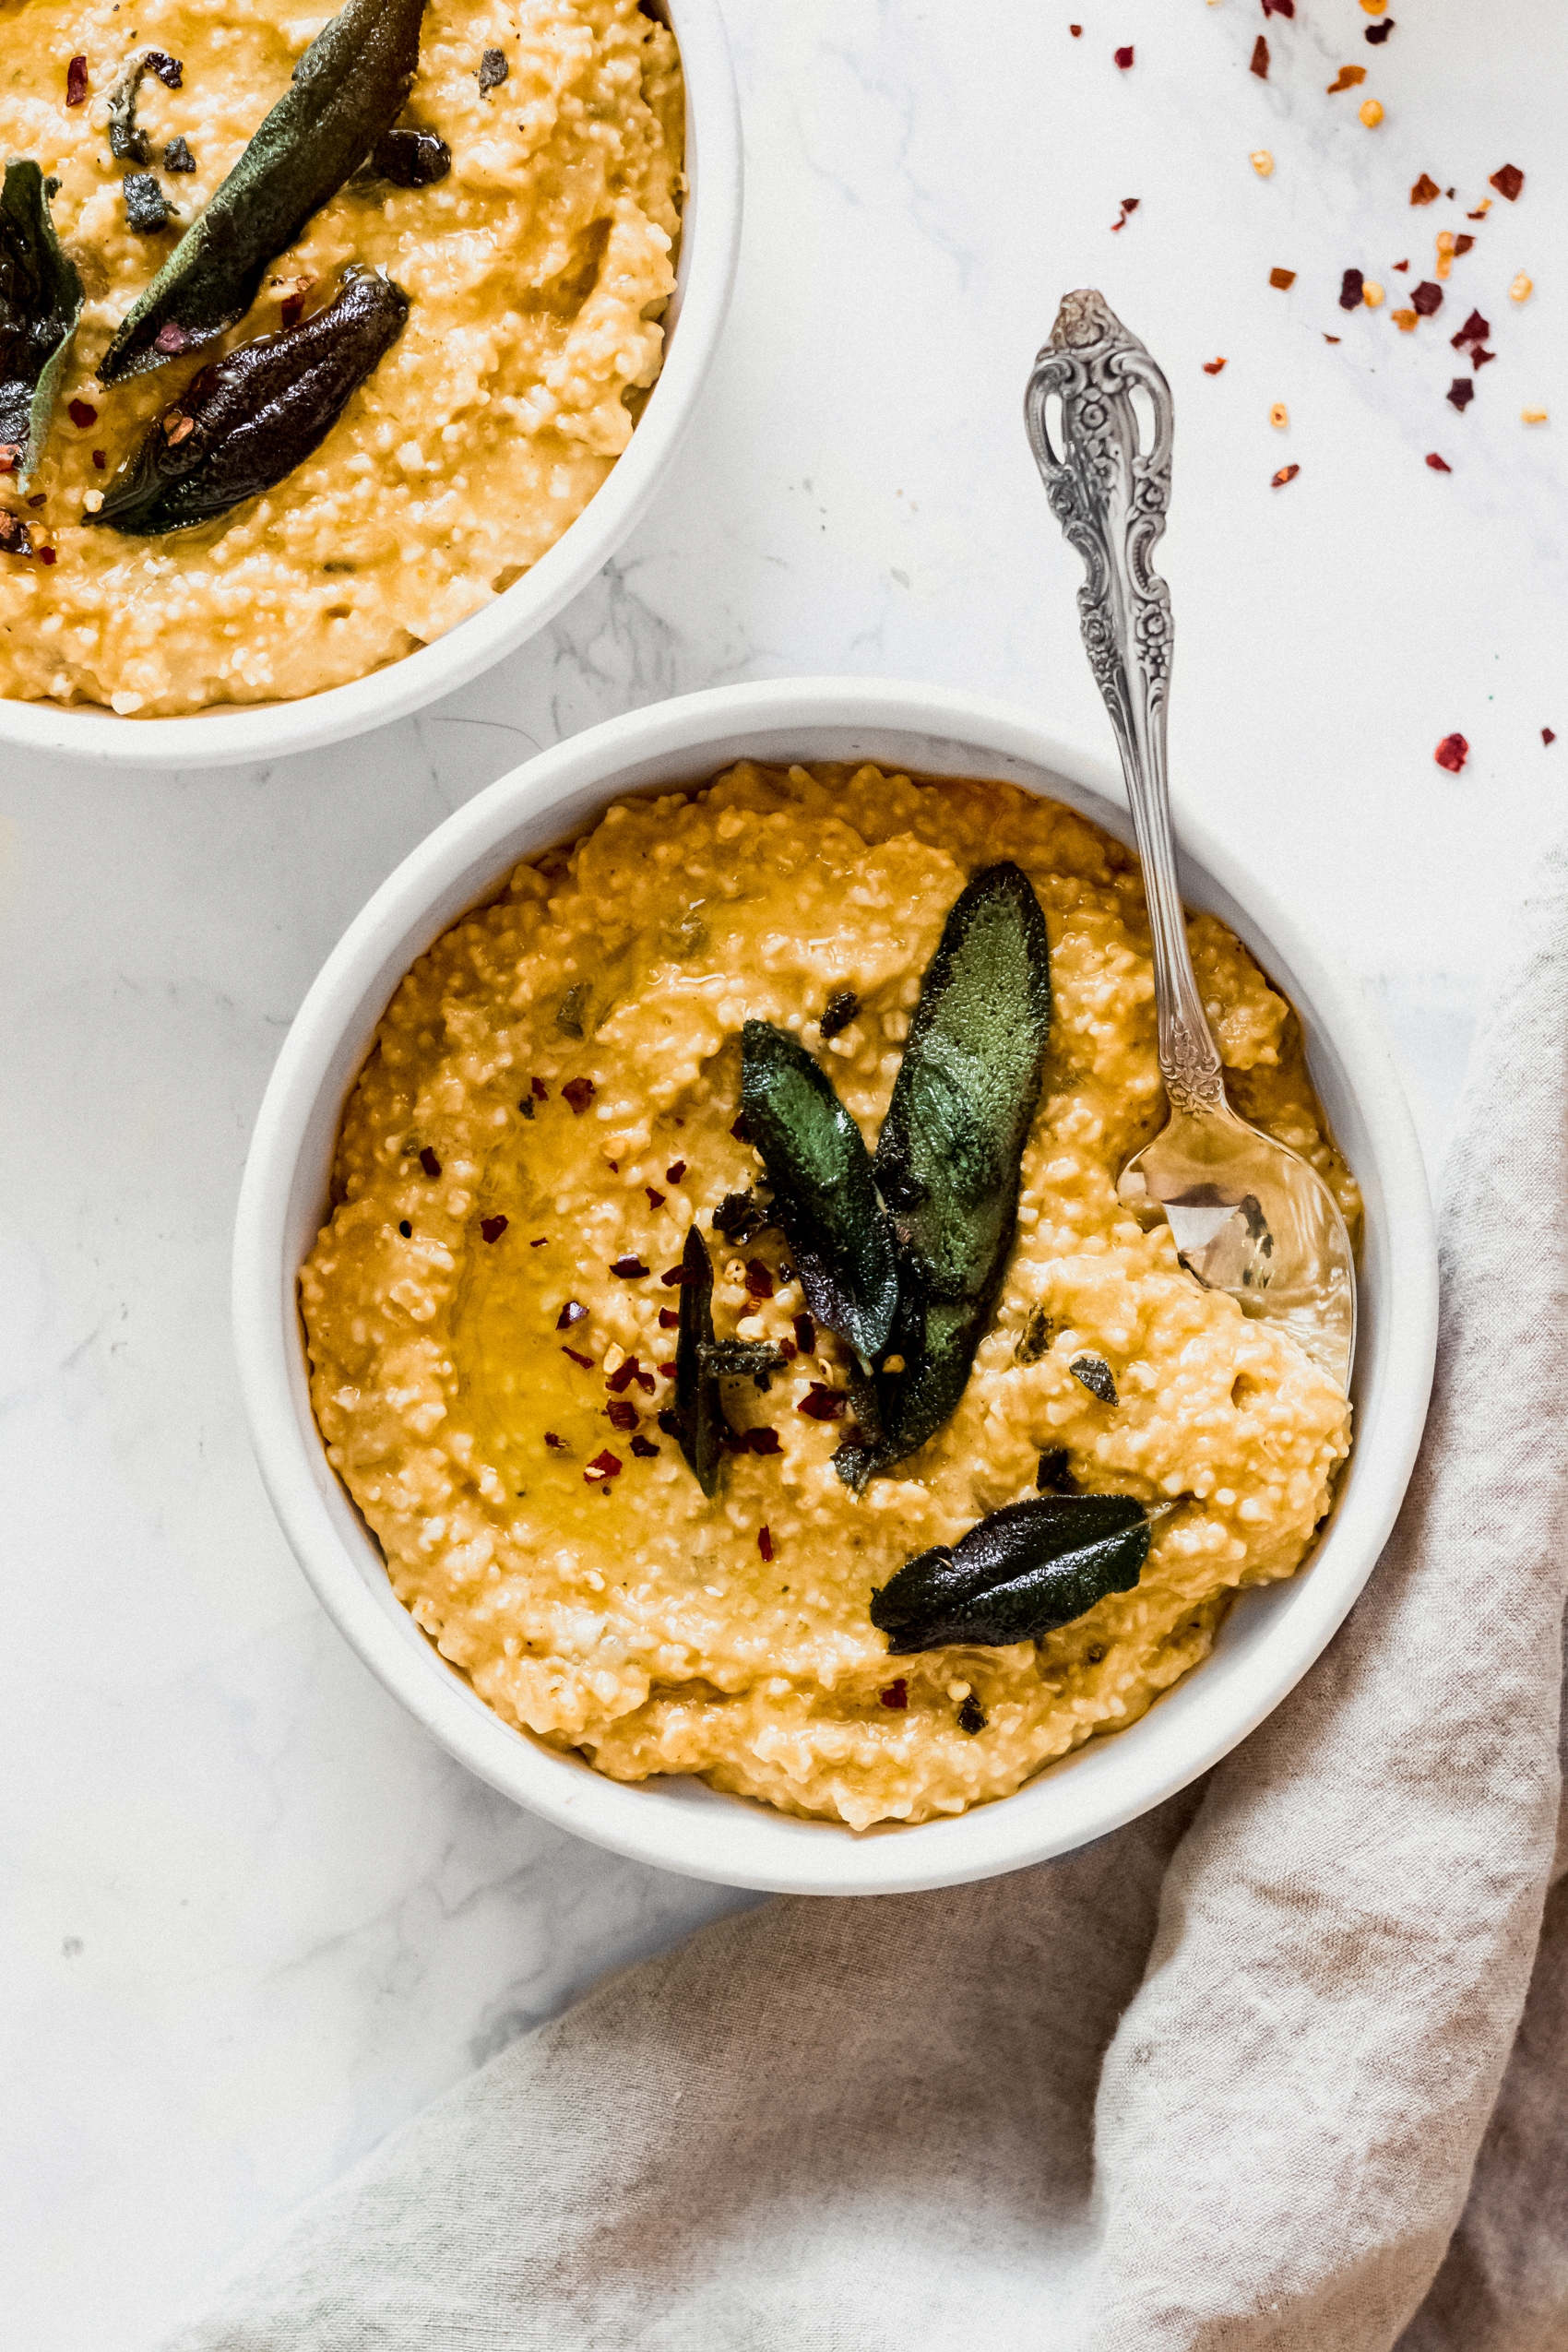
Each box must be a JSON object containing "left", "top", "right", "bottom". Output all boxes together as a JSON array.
[
  {"left": 299, "top": 761, "right": 1359, "bottom": 1831},
  {"left": 0, "top": 0, "right": 683, "bottom": 713}
]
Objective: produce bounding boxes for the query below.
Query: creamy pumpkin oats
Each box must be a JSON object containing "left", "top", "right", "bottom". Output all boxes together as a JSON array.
[
  {"left": 301, "top": 766, "right": 1358, "bottom": 1830},
  {"left": 0, "top": 0, "right": 682, "bottom": 712}
]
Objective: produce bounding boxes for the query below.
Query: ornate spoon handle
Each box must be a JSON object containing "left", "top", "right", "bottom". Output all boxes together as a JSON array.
[{"left": 1024, "top": 290, "right": 1224, "bottom": 1118}]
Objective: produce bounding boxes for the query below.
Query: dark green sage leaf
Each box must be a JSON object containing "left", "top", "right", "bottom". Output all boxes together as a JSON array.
[
  {"left": 107, "top": 47, "right": 184, "bottom": 166},
  {"left": 711, "top": 1189, "right": 773, "bottom": 1245},
  {"left": 698, "top": 1339, "right": 788, "bottom": 1389},
  {"left": 99, "top": 0, "right": 427, "bottom": 383},
  {"left": 673, "top": 1224, "right": 724, "bottom": 1497},
  {"left": 1070, "top": 1353, "right": 1119, "bottom": 1406},
  {"left": 871, "top": 1493, "right": 1149, "bottom": 1654},
  {"left": 90, "top": 268, "right": 408, "bottom": 536},
  {"left": 367, "top": 125, "right": 450, "bottom": 186},
  {"left": 124, "top": 172, "right": 169, "bottom": 235},
  {"left": 837, "top": 862, "right": 1051, "bottom": 1488},
  {"left": 554, "top": 981, "right": 590, "bottom": 1038},
  {"left": 0, "top": 160, "right": 84, "bottom": 483},
  {"left": 741, "top": 1020, "right": 898, "bottom": 1362}
]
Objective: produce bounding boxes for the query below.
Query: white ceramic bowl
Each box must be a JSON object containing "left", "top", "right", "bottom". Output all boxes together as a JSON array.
[
  {"left": 1, "top": 0, "right": 741, "bottom": 771},
  {"left": 233, "top": 678, "right": 1438, "bottom": 1895}
]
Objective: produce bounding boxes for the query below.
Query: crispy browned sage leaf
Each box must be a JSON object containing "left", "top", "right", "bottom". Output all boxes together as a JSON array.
[
  {"left": 741, "top": 1019, "right": 899, "bottom": 1363},
  {"left": 837, "top": 861, "right": 1052, "bottom": 1490},
  {"left": 871, "top": 1492, "right": 1151, "bottom": 1654},
  {"left": 99, "top": 0, "right": 427, "bottom": 382},
  {"left": 90, "top": 268, "right": 407, "bottom": 535},
  {"left": 0, "top": 160, "right": 83, "bottom": 484}
]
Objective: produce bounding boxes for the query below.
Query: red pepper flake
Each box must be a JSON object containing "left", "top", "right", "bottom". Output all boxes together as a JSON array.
[
  {"left": 731, "top": 1112, "right": 752, "bottom": 1144},
  {"left": 1202, "top": 357, "right": 1227, "bottom": 376},
  {"left": 1261, "top": 0, "right": 1294, "bottom": 16},
  {"left": 557, "top": 1300, "right": 588, "bottom": 1329},
  {"left": 610, "top": 1254, "right": 649, "bottom": 1279},
  {"left": 1411, "top": 281, "right": 1443, "bottom": 316},
  {"left": 879, "top": 1679, "right": 908, "bottom": 1710},
  {"left": 1326, "top": 64, "right": 1366, "bottom": 92},
  {"left": 530, "top": 1236, "right": 549, "bottom": 1248},
  {"left": 665, "top": 1159, "right": 686, "bottom": 1183},
  {"left": 26, "top": 491, "right": 46, "bottom": 506},
  {"left": 1452, "top": 308, "right": 1490, "bottom": 350},
  {"left": 65, "top": 53, "right": 88, "bottom": 105},
  {"left": 1447, "top": 377, "right": 1475, "bottom": 411},
  {"left": 1425, "top": 452, "right": 1453, "bottom": 472},
  {"left": 798, "top": 1382, "right": 847, "bottom": 1421},
  {"left": 152, "top": 321, "right": 191, "bottom": 354},
  {"left": 480, "top": 1215, "right": 508, "bottom": 1243},
  {"left": 1455, "top": 234, "right": 1475, "bottom": 257},
  {"left": 1365, "top": 17, "right": 1394, "bottom": 42},
  {"left": 67, "top": 398, "right": 97, "bottom": 429},
  {"left": 562, "top": 1345, "right": 595, "bottom": 1370},
  {"left": 1250, "top": 35, "right": 1269, "bottom": 77},
  {"left": 418, "top": 1146, "right": 441, "bottom": 1178},
  {"left": 645, "top": 1188, "right": 665, "bottom": 1210},
  {"left": 757, "top": 1525, "right": 774, "bottom": 1561},
  {"left": 660, "top": 1261, "right": 692, "bottom": 1288},
  {"left": 605, "top": 1356, "right": 643, "bottom": 1393},
  {"left": 1410, "top": 173, "right": 1440, "bottom": 206},
  {"left": 1393, "top": 258, "right": 1409, "bottom": 273},
  {"left": 1271, "top": 464, "right": 1301, "bottom": 487},
  {"left": 1113, "top": 45, "right": 1134, "bottom": 69},
  {"left": 607, "top": 1162, "right": 618, "bottom": 1174},
  {"left": 1070, "top": 20, "right": 1082, "bottom": 33},
  {"left": 1339, "top": 267, "right": 1365, "bottom": 311},
  {"left": 657, "top": 1408, "right": 682, "bottom": 1436},
  {"left": 562, "top": 1077, "right": 594, "bottom": 1115},
  {"left": 1323, "top": 334, "right": 1341, "bottom": 344},
  {"left": 530, "top": 1075, "right": 549, "bottom": 1100},
  {"left": 543, "top": 1431, "right": 567, "bottom": 1450},
  {"left": 1268, "top": 267, "right": 1296, "bottom": 291},
  {"left": 281, "top": 280, "right": 314, "bottom": 330},
  {"left": 1110, "top": 196, "right": 1139, "bottom": 232},
  {"left": 584, "top": 1450, "right": 622, "bottom": 1483},
  {"left": 1544, "top": 729, "right": 1557, "bottom": 747},
  {"left": 38, "top": 546, "right": 55, "bottom": 564},
  {"left": 606, "top": 1398, "right": 639, "bottom": 1432},
  {"left": 629, "top": 1434, "right": 660, "bottom": 1457},
  {"left": 779, "top": 1336, "right": 798, "bottom": 1361},
  {"left": 747, "top": 1427, "right": 782, "bottom": 1455},
  {"left": 1472, "top": 346, "right": 1496, "bottom": 369},
  {"left": 1490, "top": 164, "right": 1525, "bottom": 204},
  {"left": 1434, "top": 732, "right": 1469, "bottom": 774},
  {"left": 658, "top": 1305, "right": 680, "bottom": 1328},
  {"left": 91, "top": 449, "right": 106, "bottom": 469},
  {"left": 794, "top": 1312, "right": 815, "bottom": 1354},
  {"left": 744, "top": 1257, "right": 774, "bottom": 1300}
]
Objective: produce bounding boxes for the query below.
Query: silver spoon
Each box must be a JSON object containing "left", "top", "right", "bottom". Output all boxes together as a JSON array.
[{"left": 1024, "top": 289, "right": 1355, "bottom": 1391}]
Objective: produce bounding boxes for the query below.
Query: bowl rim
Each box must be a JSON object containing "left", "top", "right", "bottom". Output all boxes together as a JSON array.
[
  {"left": 0, "top": 0, "right": 742, "bottom": 770},
  {"left": 232, "top": 675, "right": 1439, "bottom": 1895}
]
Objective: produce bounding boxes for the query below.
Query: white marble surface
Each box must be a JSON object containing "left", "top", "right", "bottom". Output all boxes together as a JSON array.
[{"left": 5, "top": 2, "right": 1564, "bottom": 2342}]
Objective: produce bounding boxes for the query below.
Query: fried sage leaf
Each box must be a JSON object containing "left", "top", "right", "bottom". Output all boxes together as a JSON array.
[
  {"left": 870, "top": 1493, "right": 1149, "bottom": 1655},
  {"left": 836, "top": 862, "right": 1051, "bottom": 1490},
  {"left": 99, "top": 0, "right": 427, "bottom": 382},
  {"left": 741, "top": 1020, "right": 898, "bottom": 1362},
  {"left": 91, "top": 269, "right": 408, "bottom": 536},
  {"left": 698, "top": 1339, "right": 788, "bottom": 1390},
  {"left": 673, "top": 1224, "right": 724, "bottom": 1497},
  {"left": 0, "top": 160, "right": 84, "bottom": 482}
]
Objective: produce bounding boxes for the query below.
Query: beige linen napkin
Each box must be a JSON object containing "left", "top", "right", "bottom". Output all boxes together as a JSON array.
[{"left": 164, "top": 845, "right": 1568, "bottom": 2352}]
